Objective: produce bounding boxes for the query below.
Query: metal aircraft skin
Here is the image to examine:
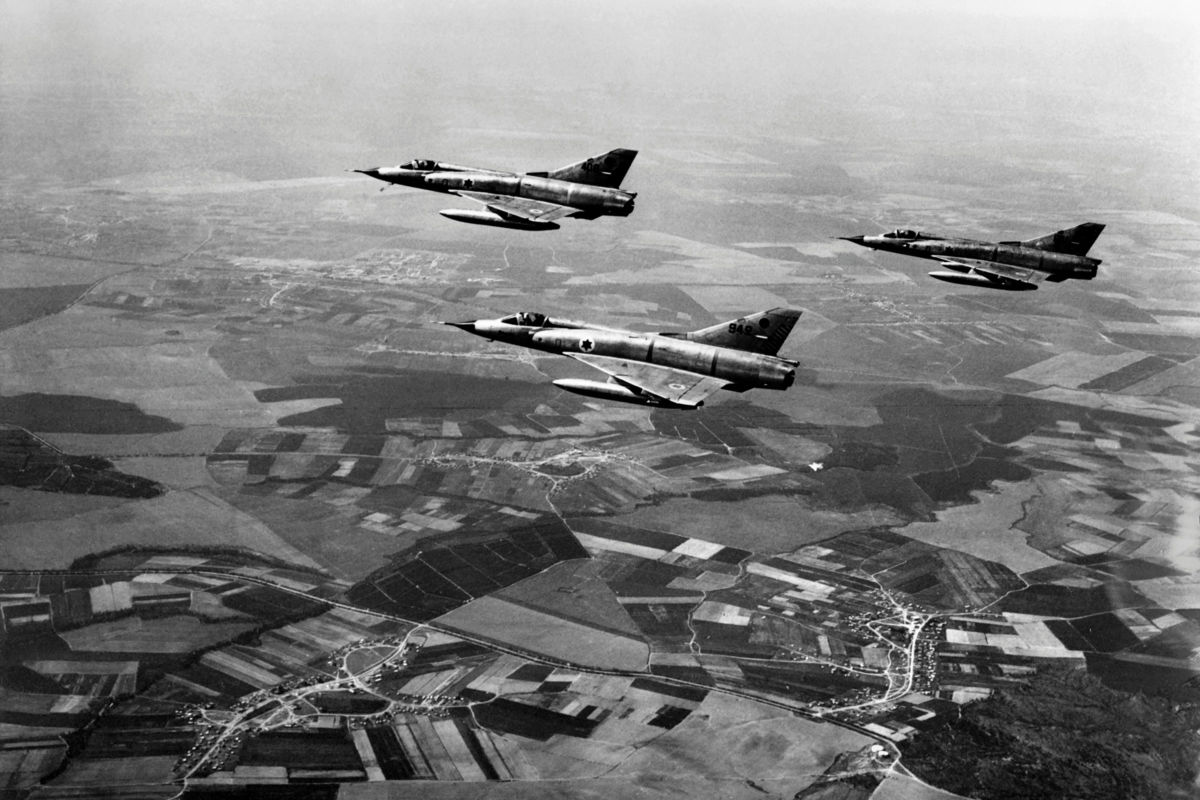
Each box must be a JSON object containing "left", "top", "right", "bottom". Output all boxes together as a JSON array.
[
  {"left": 443, "top": 308, "right": 804, "bottom": 409},
  {"left": 841, "top": 222, "right": 1105, "bottom": 290},
  {"left": 354, "top": 148, "right": 637, "bottom": 230}
]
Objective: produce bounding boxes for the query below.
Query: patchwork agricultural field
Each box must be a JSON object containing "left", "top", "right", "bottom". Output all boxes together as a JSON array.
[{"left": 3, "top": 6, "right": 1199, "bottom": 798}]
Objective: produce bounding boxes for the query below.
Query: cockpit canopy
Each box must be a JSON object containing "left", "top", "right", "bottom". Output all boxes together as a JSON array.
[
  {"left": 883, "top": 229, "right": 923, "bottom": 239},
  {"left": 400, "top": 159, "right": 437, "bottom": 171},
  {"left": 501, "top": 312, "right": 548, "bottom": 327}
]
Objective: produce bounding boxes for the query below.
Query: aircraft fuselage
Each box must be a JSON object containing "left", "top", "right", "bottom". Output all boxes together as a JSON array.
[
  {"left": 357, "top": 164, "right": 635, "bottom": 217},
  {"left": 450, "top": 316, "right": 797, "bottom": 391},
  {"left": 844, "top": 233, "right": 1100, "bottom": 280}
]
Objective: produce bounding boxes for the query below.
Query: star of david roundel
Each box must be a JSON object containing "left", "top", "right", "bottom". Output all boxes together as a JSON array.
[{"left": 579, "top": 338, "right": 595, "bottom": 353}]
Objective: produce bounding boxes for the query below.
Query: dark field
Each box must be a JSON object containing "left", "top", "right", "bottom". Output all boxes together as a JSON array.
[
  {"left": 309, "top": 693, "right": 388, "bottom": 715},
  {"left": 345, "top": 519, "right": 586, "bottom": 620},
  {"left": 0, "top": 665, "right": 66, "bottom": 694},
  {"left": 738, "top": 660, "right": 883, "bottom": 701},
  {"left": 0, "top": 393, "right": 182, "bottom": 434},
  {"left": 472, "top": 697, "right": 599, "bottom": 741},
  {"left": 1079, "top": 355, "right": 1178, "bottom": 392},
  {"left": 1069, "top": 612, "right": 1143, "bottom": 653},
  {"left": 844, "top": 387, "right": 1006, "bottom": 474},
  {"left": 1085, "top": 653, "right": 1200, "bottom": 703},
  {"left": 223, "top": 586, "right": 330, "bottom": 620},
  {"left": 0, "top": 425, "right": 164, "bottom": 497},
  {"left": 0, "top": 284, "right": 92, "bottom": 332},
  {"left": 77, "top": 717, "right": 195, "bottom": 758},
  {"left": 974, "top": 394, "right": 1170, "bottom": 445},
  {"left": 998, "top": 581, "right": 1153, "bottom": 618},
  {"left": 363, "top": 725, "right": 417, "bottom": 779},
  {"left": 903, "top": 670, "right": 1200, "bottom": 800},
  {"left": 912, "top": 449, "right": 1031, "bottom": 505},
  {"left": 240, "top": 731, "right": 363, "bottom": 769}
]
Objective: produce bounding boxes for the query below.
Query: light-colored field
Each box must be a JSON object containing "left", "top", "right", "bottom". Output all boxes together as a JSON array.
[
  {"left": 414, "top": 716, "right": 462, "bottom": 780},
  {"left": 0, "top": 723, "right": 76, "bottom": 740},
  {"left": 0, "top": 690, "right": 95, "bottom": 715},
  {"left": 217, "top": 486, "right": 400, "bottom": 581},
  {"left": 610, "top": 497, "right": 907, "bottom": 554},
  {"left": 1136, "top": 574, "right": 1200, "bottom": 610},
  {"left": 46, "top": 426, "right": 228, "bottom": 459},
  {"left": 566, "top": 232, "right": 799, "bottom": 286},
  {"left": 896, "top": 480, "right": 1059, "bottom": 574},
  {"left": 1006, "top": 350, "right": 1147, "bottom": 388},
  {"left": 740, "top": 429, "right": 831, "bottom": 464},
  {"left": 657, "top": 149, "right": 776, "bottom": 165},
  {"left": 0, "top": 305, "right": 333, "bottom": 427},
  {"left": 345, "top": 645, "right": 395, "bottom": 676},
  {"left": 1106, "top": 317, "right": 1200, "bottom": 336},
  {"left": 873, "top": 772, "right": 972, "bottom": 799},
  {"left": 61, "top": 615, "right": 254, "bottom": 654},
  {"left": 573, "top": 532, "right": 664, "bottom": 561},
  {"left": 108, "top": 455, "right": 215, "bottom": 489},
  {"left": 1, "top": 487, "right": 324, "bottom": 571},
  {"left": 0, "top": 486, "right": 128, "bottom": 526},
  {"left": 734, "top": 241, "right": 859, "bottom": 259},
  {"left": 433, "top": 718, "right": 488, "bottom": 781},
  {"left": 201, "top": 648, "right": 282, "bottom": 689},
  {"left": 680, "top": 285, "right": 791, "bottom": 313},
  {"left": 496, "top": 559, "right": 644, "bottom": 639},
  {"left": 47, "top": 754, "right": 178, "bottom": 789},
  {"left": 730, "top": 382, "right": 884, "bottom": 428},
  {"left": 28, "top": 660, "right": 138, "bottom": 677},
  {"left": 1029, "top": 387, "right": 1200, "bottom": 424},
  {"left": 340, "top": 777, "right": 816, "bottom": 800},
  {"left": 0, "top": 741, "right": 66, "bottom": 791},
  {"left": 0, "top": 253, "right": 136, "bottom": 289},
  {"left": 435, "top": 596, "right": 649, "bottom": 671},
  {"left": 613, "top": 691, "right": 872, "bottom": 789},
  {"left": 1120, "top": 357, "right": 1200, "bottom": 398},
  {"left": 141, "top": 174, "right": 360, "bottom": 195}
]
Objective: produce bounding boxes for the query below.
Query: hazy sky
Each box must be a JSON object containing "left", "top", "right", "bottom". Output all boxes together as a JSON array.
[{"left": 2, "top": 1, "right": 1196, "bottom": 193}]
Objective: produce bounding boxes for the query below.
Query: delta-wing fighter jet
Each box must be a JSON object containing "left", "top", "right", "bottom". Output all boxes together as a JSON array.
[
  {"left": 841, "top": 222, "right": 1105, "bottom": 290},
  {"left": 354, "top": 148, "right": 637, "bottom": 230},
  {"left": 443, "top": 308, "right": 804, "bottom": 409}
]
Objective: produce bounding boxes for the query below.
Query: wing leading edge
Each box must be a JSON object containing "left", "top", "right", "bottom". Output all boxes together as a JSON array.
[
  {"left": 454, "top": 191, "right": 578, "bottom": 223},
  {"left": 932, "top": 256, "right": 1047, "bottom": 287},
  {"left": 566, "top": 353, "right": 731, "bottom": 407}
]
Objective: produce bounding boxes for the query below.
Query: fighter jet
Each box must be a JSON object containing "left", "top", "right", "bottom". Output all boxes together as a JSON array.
[
  {"left": 841, "top": 222, "right": 1105, "bottom": 290},
  {"left": 353, "top": 148, "right": 637, "bottom": 230},
  {"left": 442, "top": 308, "right": 804, "bottom": 409}
]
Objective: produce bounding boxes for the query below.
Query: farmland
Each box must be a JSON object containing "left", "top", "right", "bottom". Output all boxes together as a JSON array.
[{"left": 2, "top": 5, "right": 1199, "bottom": 797}]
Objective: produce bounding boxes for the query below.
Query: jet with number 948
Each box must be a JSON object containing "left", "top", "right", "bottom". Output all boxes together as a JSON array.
[{"left": 442, "top": 308, "right": 804, "bottom": 409}]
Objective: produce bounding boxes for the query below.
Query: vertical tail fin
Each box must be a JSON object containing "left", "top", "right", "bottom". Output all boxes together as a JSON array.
[
  {"left": 673, "top": 308, "right": 803, "bottom": 356},
  {"left": 543, "top": 148, "right": 638, "bottom": 188},
  {"left": 1020, "top": 222, "right": 1105, "bottom": 256}
]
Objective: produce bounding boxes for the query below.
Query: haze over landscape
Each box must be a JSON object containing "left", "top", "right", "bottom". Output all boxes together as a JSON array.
[{"left": 2, "top": 2, "right": 1199, "bottom": 798}]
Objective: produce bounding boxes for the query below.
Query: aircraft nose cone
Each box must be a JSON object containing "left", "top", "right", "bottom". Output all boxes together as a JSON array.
[
  {"left": 441, "top": 320, "right": 476, "bottom": 332},
  {"left": 839, "top": 235, "right": 866, "bottom": 245},
  {"left": 353, "top": 168, "right": 382, "bottom": 179}
]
